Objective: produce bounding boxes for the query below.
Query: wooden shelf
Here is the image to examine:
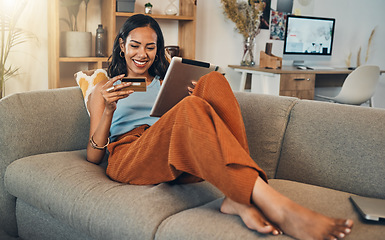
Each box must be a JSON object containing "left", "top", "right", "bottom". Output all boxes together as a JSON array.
[
  {"left": 59, "top": 57, "right": 109, "bottom": 63},
  {"left": 48, "top": 0, "right": 197, "bottom": 89},
  {"left": 102, "top": 0, "right": 197, "bottom": 60},
  {"left": 115, "top": 13, "right": 195, "bottom": 21}
]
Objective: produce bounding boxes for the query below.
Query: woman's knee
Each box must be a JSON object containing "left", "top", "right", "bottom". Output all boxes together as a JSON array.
[
  {"left": 201, "top": 71, "right": 226, "bottom": 82},
  {"left": 193, "top": 72, "right": 233, "bottom": 101},
  {"left": 179, "top": 95, "right": 211, "bottom": 112},
  {"left": 174, "top": 96, "right": 215, "bottom": 124}
]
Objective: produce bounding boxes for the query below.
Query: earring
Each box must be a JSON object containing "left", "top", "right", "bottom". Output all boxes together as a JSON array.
[{"left": 120, "top": 51, "right": 124, "bottom": 58}]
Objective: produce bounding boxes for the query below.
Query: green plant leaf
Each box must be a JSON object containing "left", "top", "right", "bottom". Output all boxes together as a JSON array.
[
  {"left": 0, "top": 0, "right": 38, "bottom": 96},
  {"left": 4, "top": 65, "right": 20, "bottom": 82}
]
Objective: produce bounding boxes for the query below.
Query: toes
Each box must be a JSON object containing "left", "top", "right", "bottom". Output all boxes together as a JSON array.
[
  {"left": 255, "top": 223, "right": 274, "bottom": 234},
  {"left": 272, "top": 229, "right": 280, "bottom": 235},
  {"left": 242, "top": 212, "right": 280, "bottom": 235},
  {"left": 272, "top": 228, "right": 283, "bottom": 236},
  {"left": 325, "top": 236, "right": 337, "bottom": 240},
  {"left": 336, "top": 219, "right": 353, "bottom": 234},
  {"left": 221, "top": 197, "right": 284, "bottom": 236},
  {"left": 331, "top": 226, "right": 351, "bottom": 239},
  {"left": 335, "top": 218, "right": 354, "bottom": 228},
  {"left": 250, "top": 220, "right": 283, "bottom": 236},
  {"left": 243, "top": 215, "right": 273, "bottom": 234},
  {"left": 344, "top": 219, "right": 354, "bottom": 228},
  {"left": 329, "top": 219, "right": 353, "bottom": 239},
  {"left": 325, "top": 236, "right": 338, "bottom": 240},
  {"left": 331, "top": 230, "right": 345, "bottom": 239},
  {"left": 344, "top": 227, "right": 351, "bottom": 235}
]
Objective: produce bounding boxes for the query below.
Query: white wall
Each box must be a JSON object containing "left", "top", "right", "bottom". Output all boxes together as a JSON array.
[
  {"left": 5, "top": 0, "right": 385, "bottom": 108},
  {"left": 196, "top": 0, "right": 385, "bottom": 108},
  {"left": 4, "top": 0, "right": 48, "bottom": 96}
]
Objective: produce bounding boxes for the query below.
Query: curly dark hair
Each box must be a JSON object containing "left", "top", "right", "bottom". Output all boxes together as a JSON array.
[{"left": 107, "top": 14, "right": 169, "bottom": 79}]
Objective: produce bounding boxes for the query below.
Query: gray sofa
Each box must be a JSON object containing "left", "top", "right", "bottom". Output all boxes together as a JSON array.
[{"left": 1, "top": 87, "right": 384, "bottom": 240}]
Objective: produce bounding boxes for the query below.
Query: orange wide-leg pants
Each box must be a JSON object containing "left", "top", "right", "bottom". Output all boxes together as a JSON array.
[{"left": 106, "top": 71, "right": 267, "bottom": 205}]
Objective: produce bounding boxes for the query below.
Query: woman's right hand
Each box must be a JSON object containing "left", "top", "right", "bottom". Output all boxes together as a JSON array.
[
  {"left": 87, "top": 74, "right": 134, "bottom": 164},
  {"left": 100, "top": 74, "right": 134, "bottom": 113}
]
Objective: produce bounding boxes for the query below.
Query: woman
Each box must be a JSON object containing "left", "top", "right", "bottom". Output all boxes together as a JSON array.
[{"left": 87, "top": 14, "right": 353, "bottom": 240}]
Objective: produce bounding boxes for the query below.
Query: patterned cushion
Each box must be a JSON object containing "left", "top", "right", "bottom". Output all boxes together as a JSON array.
[{"left": 74, "top": 69, "right": 109, "bottom": 114}]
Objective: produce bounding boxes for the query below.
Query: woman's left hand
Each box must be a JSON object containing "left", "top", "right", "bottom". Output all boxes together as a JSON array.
[{"left": 188, "top": 81, "right": 197, "bottom": 95}]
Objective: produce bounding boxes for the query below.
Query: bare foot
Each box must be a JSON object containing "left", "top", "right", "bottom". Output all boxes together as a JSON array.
[
  {"left": 220, "top": 197, "right": 282, "bottom": 235},
  {"left": 252, "top": 177, "right": 354, "bottom": 240}
]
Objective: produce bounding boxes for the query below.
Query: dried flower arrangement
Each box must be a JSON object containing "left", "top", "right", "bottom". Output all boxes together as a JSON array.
[
  {"left": 364, "top": 27, "right": 376, "bottom": 63},
  {"left": 221, "top": 0, "right": 264, "bottom": 39},
  {"left": 345, "top": 27, "right": 376, "bottom": 67},
  {"left": 221, "top": 0, "right": 266, "bottom": 66}
]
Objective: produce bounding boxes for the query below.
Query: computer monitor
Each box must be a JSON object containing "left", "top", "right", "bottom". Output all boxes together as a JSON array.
[{"left": 283, "top": 15, "right": 336, "bottom": 66}]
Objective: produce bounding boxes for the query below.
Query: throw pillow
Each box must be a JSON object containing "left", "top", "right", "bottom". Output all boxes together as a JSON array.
[{"left": 75, "top": 69, "right": 109, "bottom": 114}]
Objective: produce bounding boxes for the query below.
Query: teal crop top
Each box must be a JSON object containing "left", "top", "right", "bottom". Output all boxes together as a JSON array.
[{"left": 109, "top": 76, "right": 161, "bottom": 142}]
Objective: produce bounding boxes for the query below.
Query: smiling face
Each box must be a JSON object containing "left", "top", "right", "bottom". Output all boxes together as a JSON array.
[{"left": 119, "top": 26, "right": 158, "bottom": 79}]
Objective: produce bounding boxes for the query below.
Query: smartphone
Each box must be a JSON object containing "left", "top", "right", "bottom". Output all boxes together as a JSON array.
[{"left": 121, "top": 77, "right": 147, "bottom": 92}]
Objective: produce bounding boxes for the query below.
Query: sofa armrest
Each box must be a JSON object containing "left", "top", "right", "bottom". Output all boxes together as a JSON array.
[{"left": 0, "top": 87, "right": 89, "bottom": 236}]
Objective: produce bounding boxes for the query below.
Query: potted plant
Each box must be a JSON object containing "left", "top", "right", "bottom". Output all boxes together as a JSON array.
[
  {"left": 60, "top": 0, "right": 92, "bottom": 57},
  {"left": 145, "top": 2, "right": 153, "bottom": 14},
  {"left": 0, "top": 0, "right": 37, "bottom": 98}
]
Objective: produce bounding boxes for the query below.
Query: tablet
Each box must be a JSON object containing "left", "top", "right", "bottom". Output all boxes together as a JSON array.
[
  {"left": 350, "top": 195, "right": 385, "bottom": 221},
  {"left": 150, "top": 57, "right": 218, "bottom": 117}
]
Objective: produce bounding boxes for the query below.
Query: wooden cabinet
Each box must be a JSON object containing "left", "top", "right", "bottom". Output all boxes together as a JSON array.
[
  {"left": 48, "top": 0, "right": 197, "bottom": 89},
  {"left": 279, "top": 73, "right": 315, "bottom": 100}
]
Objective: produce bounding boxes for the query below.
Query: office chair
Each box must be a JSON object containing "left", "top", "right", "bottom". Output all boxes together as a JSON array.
[{"left": 316, "top": 65, "right": 380, "bottom": 107}]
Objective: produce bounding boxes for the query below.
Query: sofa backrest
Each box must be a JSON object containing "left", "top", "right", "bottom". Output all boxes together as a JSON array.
[
  {"left": 0, "top": 87, "right": 90, "bottom": 236},
  {"left": 235, "top": 92, "right": 298, "bottom": 179},
  {"left": 276, "top": 100, "right": 385, "bottom": 199}
]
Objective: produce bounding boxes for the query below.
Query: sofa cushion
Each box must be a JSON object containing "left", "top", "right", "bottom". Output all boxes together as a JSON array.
[
  {"left": 276, "top": 100, "right": 385, "bottom": 199},
  {"left": 4, "top": 150, "right": 222, "bottom": 240},
  {"left": 16, "top": 199, "right": 93, "bottom": 240},
  {"left": 155, "top": 179, "right": 385, "bottom": 240},
  {"left": 234, "top": 92, "right": 298, "bottom": 179}
]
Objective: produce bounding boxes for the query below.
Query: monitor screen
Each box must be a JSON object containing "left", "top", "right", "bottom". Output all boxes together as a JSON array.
[{"left": 283, "top": 15, "right": 335, "bottom": 65}]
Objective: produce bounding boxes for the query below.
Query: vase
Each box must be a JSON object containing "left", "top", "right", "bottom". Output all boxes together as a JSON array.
[
  {"left": 165, "top": 45, "right": 180, "bottom": 58},
  {"left": 145, "top": 6, "right": 152, "bottom": 14},
  {"left": 165, "top": 0, "right": 178, "bottom": 15},
  {"left": 61, "top": 31, "right": 92, "bottom": 57},
  {"left": 241, "top": 36, "right": 255, "bottom": 66}
]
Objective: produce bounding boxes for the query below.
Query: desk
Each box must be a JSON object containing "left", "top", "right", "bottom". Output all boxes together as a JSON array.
[{"left": 229, "top": 65, "right": 357, "bottom": 100}]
